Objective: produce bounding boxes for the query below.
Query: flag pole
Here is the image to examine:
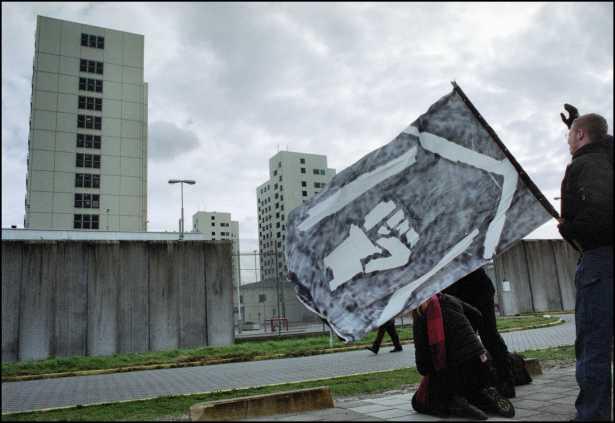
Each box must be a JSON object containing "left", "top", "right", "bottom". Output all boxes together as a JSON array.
[{"left": 450, "top": 81, "right": 560, "bottom": 219}]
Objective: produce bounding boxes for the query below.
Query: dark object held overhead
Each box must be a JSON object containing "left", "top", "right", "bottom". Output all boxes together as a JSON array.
[{"left": 560, "top": 103, "right": 579, "bottom": 129}]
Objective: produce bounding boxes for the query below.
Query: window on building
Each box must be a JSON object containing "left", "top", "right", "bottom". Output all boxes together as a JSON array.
[
  {"left": 320, "top": 169, "right": 326, "bottom": 175},
  {"left": 88, "top": 60, "right": 96, "bottom": 73},
  {"left": 74, "top": 214, "right": 82, "bottom": 228},
  {"left": 87, "top": 78, "right": 95, "bottom": 91},
  {"left": 93, "top": 174, "right": 100, "bottom": 188},
  {"left": 74, "top": 193, "right": 83, "bottom": 208},
  {"left": 300, "top": 158, "right": 305, "bottom": 164},
  {"left": 78, "top": 96, "right": 86, "bottom": 109},
  {"left": 92, "top": 194, "right": 99, "bottom": 209},
  {"left": 96, "top": 36, "right": 104, "bottom": 49},
  {"left": 211, "top": 232, "right": 215, "bottom": 236},
  {"left": 76, "top": 134, "right": 84, "bottom": 148},
  {"left": 75, "top": 174, "right": 83, "bottom": 187},
  {"left": 79, "top": 78, "right": 86, "bottom": 90},
  {"left": 96, "top": 61, "right": 103, "bottom": 74},
  {"left": 93, "top": 135, "right": 101, "bottom": 149},
  {"left": 77, "top": 115, "right": 85, "bottom": 128},
  {"left": 302, "top": 191, "right": 307, "bottom": 197},
  {"left": 93, "top": 155, "right": 100, "bottom": 169},
  {"left": 81, "top": 33, "right": 89, "bottom": 46},
  {"left": 88, "top": 34, "right": 97, "bottom": 48},
  {"left": 259, "top": 294, "right": 266, "bottom": 303},
  {"left": 83, "top": 174, "right": 92, "bottom": 187},
  {"left": 300, "top": 167, "right": 306, "bottom": 174},
  {"left": 95, "top": 98, "right": 102, "bottom": 111},
  {"left": 273, "top": 170, "right": 277, "bottom": 176},
  {"left": 212, "top": 222, "right": 216, "bottom": 226},
  {"left": 301, "top": 181, "right": 306, "bottom": 187},
  {"left": 76, "top": 153, "right": 84, "bottom": 167},
  {"left": 95, "top": 80, "right": 103, "bottom": 93},
  {"left": 94, "top": 116, "right": 101, "bottom": 130}
]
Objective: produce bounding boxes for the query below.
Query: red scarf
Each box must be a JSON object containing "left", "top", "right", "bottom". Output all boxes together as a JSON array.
[{"left": 414, "top": 294, "right": 446, "bottom": 407}]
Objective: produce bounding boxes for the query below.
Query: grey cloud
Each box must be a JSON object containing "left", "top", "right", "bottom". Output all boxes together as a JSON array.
[{"left": 148, "top": 121, "right": 201, "bottom": 160}]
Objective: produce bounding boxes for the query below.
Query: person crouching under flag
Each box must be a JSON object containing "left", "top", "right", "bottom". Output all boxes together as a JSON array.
[{"left": 411, "top": 293, "right": 515, "bottom": 420}]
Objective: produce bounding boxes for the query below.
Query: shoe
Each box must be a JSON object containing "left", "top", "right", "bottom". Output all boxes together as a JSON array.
[
  {"left": 366, "top": 346, "right": 378, "bottom": 354},
  {"left": 474, "top": 386, "right": 515, "bottom": 418},
  {"left": 390, "top": 347, "right": 403, "bottom": 353},
  {"left": 448, "top": 395, "right": 488, "bottom": 420}
]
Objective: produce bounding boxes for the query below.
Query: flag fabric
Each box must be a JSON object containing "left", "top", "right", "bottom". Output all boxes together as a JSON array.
[{"left": 286, "top": 82, "right": 555, "bottom": 342}]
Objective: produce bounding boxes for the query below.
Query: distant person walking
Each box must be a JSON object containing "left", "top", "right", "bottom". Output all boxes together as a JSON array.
[
  {"left": 366, "top": 318, "right": 403, "bottom": 354},
  {"left": 559, "top": 104, "right": 613, "bottom": 421}
]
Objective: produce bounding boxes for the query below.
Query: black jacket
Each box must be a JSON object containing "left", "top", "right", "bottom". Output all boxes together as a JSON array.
[
  {"left": 413, "top": 294, "right": 485, "bottom": 375},
  {"left": 559, "top": 136, "right": 613, "bottom": 251},
  {"left": 442, "top": 268, "right": 494, "bottom": 304}
]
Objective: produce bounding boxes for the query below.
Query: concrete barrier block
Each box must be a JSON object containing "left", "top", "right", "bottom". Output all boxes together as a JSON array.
[
  {"left": 525, "top": 358, "right": 543, "bottom": 376},
  {"left": 190, "top": 386, "right": 335, "bottom": 421}
]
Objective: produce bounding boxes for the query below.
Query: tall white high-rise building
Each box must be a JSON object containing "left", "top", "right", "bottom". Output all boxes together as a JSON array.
[
  {"left": 256, "top": 151, "right": 335, "bottom": 282},
  {"left": 24, "top": 16, "right": 148, "bottom": 231}
]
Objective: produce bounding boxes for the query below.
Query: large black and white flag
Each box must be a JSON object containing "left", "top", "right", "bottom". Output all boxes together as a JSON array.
[{"left": 286, "top": 82, "right": 557, "bottom": 342}]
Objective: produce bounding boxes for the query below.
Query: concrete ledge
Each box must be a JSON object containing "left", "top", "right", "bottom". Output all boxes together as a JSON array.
[
  {"left": 190, "top": 386, "right": 334, "bottom": 421},
  {"left": 525, "top": 358, "right": 543, "bottom": 376}
]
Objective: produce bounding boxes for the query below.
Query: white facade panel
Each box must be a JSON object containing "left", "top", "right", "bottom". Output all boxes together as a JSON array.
[
  {"left": 58, "top": 74, "right": 78, "bottom": 94},
  {"left": 52, "top": 212, "right": 73, "bottom": 229},
  {"left": 101, "top": 156, "right": 121, "bottom": 175},
  {"left": 103, "top": 136, "right": 121, "bottom": 156},
  {"left": 53, "top": 192, "right": 74, "bottom": 213},
  {"left": 55, "top": 132, "right": 75, "bottom": 152},
  {"left": 54, "top": 151, "right": 76, "bottom": 173},
  {"left": 55, "top": 111, "right": 75, "bottom": 133},
  {"left": 57, "top": 93, "right": 76, "bottom": 113},
  {"left": 30, "top": 149, "right": 55, "bottom": 171},
  {"left": 37, "top": 53, "right": 59, "bottom": 73},
  {"left": 29, "top": 191, "right": 53, "bottom": 212},
  {"left": 120, "top": 176, "right": 141, "bottom": 196},
  {"left": 102, "top": 99, "right": 123, "bottom": 119},
  {"left": 60, "top": 21, "right": 81, "bottom": 57},
  {"left": 37, "top": 17, "right": 61, "bottom": 54},
  {"left": 121, "top": 157, "right": 142, "bottom": 177},
  {"left": 31, "top": 130, "right": 55, "bottom": 151},
  {"left": 59, "top": 56, "right": 80, "bottom": 76},
  {"left": 29, "top": 170, "right": 54, "bottom": 192},
  {"left": 103, "top": 63, "right": 123, "bottom": 83},
  {"left": 53, "top": 171, "right": 74, "bottom": 192},
  {"left": 103, "top": 81, "right": 123, "bottom": 100},
  {"left": 103, "top": 30, "right": 123, "bottom": 65},
  {"left": 36, "top": 71, "right": 59, "bottom": 92},
  {"left": 102, "top": 117, "right": 121, "bottom": 137}
]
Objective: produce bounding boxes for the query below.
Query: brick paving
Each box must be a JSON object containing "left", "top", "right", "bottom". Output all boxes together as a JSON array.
[
  {"left": 244, "top": 365, "right": 578, "bottom": 421},
  {"left": 1, "top": 315, "right": 575, "bottom": 415}
]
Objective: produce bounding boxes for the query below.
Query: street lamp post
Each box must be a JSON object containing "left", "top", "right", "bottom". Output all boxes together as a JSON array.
[{"left": 168, "top": 179, "right": 196, "bottom": 240}]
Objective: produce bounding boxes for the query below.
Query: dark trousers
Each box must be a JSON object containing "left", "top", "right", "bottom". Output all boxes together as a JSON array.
[
  {"left": 411, "top": 355, "right": 494, "bottom": 415},
  {"left": 574, "top": 246, "right": 613, "bottom": 421},
  {"left": 473, "top": 296, "right": 513, "bottom": 381},
  {"left": 371, "top": 319, "right": 402, "bottom": 351}
]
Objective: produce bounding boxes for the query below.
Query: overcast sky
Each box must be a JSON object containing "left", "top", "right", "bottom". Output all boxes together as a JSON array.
[{"left": 2, "top": 2, "right": 613, "bottom": 253}]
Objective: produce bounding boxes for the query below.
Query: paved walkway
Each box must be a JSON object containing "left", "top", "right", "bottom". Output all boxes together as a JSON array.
[
  {"left": 244, "top": 364, "right": 579, "bottom": 421},
  {"left": 1, "top": 315, "right": 575, "bottom": 414}
]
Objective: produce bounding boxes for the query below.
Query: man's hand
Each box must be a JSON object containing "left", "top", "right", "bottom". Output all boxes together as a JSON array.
[{"left": 560, "top": 103, "right": 579, "bottom": 129}]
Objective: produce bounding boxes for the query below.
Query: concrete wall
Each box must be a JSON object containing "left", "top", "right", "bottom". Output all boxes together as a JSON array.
[
  {"left": 1, "top": 240, "right": 234, "bottom": 362},
  {"left": 493, "top": 239, "right": 579, "bottom": 315}
]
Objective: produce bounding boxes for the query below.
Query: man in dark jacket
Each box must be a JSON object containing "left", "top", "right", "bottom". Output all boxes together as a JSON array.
[
  {"left": 411, "top": 293, "right": 514, "bottom": 419},
  {"left": 443, "top": 268, "right": 516, "bottom": 398},
  {"left": 558, "top": 107, "right": 613, "bottom": 421}
]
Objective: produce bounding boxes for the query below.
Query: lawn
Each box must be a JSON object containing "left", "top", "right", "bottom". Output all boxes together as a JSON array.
[{"left": 1, "top": 314, "right": 561, "bottom": 380}]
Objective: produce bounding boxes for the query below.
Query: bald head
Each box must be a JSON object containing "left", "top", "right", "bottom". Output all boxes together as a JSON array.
[{"left": 567, "top": 113, "right": 608, "bottom": 155}]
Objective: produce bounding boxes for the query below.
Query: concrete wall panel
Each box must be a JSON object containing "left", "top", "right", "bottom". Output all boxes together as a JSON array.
[
  {"left": 2, "top": 239, "right": 233, "bottom": 361},
  {"left": 494, "top": 241, "right": 533, "bottom": 315},
  {"left": 53, "top": 242, "right": 88, "bottom": 357},
  {"left": 19, "top": 242, "right": 56, "bottom": 361},
  {"left": 205, "top": 242, "right": 234, "bottom": 346},
  {"left": 523, "top": 242, "right": 563, "bottom": 312},
  {"left": 118, "top": 242, "right": 149, "bottom": 353},
  {"left": 87, "top": 242, "right": 119, "bottom": 356},
  {"left": 148, "top": 242, "right": 178, "bottom": 351},
  {"left": 552, "top": 242, "right": 579, "bottom": 310},
  {"left": 177, "top": 242, "right": 207, "bottom": 349},
  {"left": 2, "top": 243, "right": 22, "bottom": 361}
]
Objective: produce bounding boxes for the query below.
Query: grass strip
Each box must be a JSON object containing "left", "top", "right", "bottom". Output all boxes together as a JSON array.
[
  {"left": 1, "top": 344, "right": 576, "bottom": 422},
  {"left": 1, "top": 368, "right": 422, "bottom": 421},
  {"left": 2, "top": 315, "right": 561, "bottom": 380}
]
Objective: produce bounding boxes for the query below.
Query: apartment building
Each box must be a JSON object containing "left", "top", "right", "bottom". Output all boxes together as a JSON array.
[
  {"left": 24, "top": 16, "right": 148, "bottom": 231},
  {"left": 256, "top": 151, "right": 335, "bottom": 283}
]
